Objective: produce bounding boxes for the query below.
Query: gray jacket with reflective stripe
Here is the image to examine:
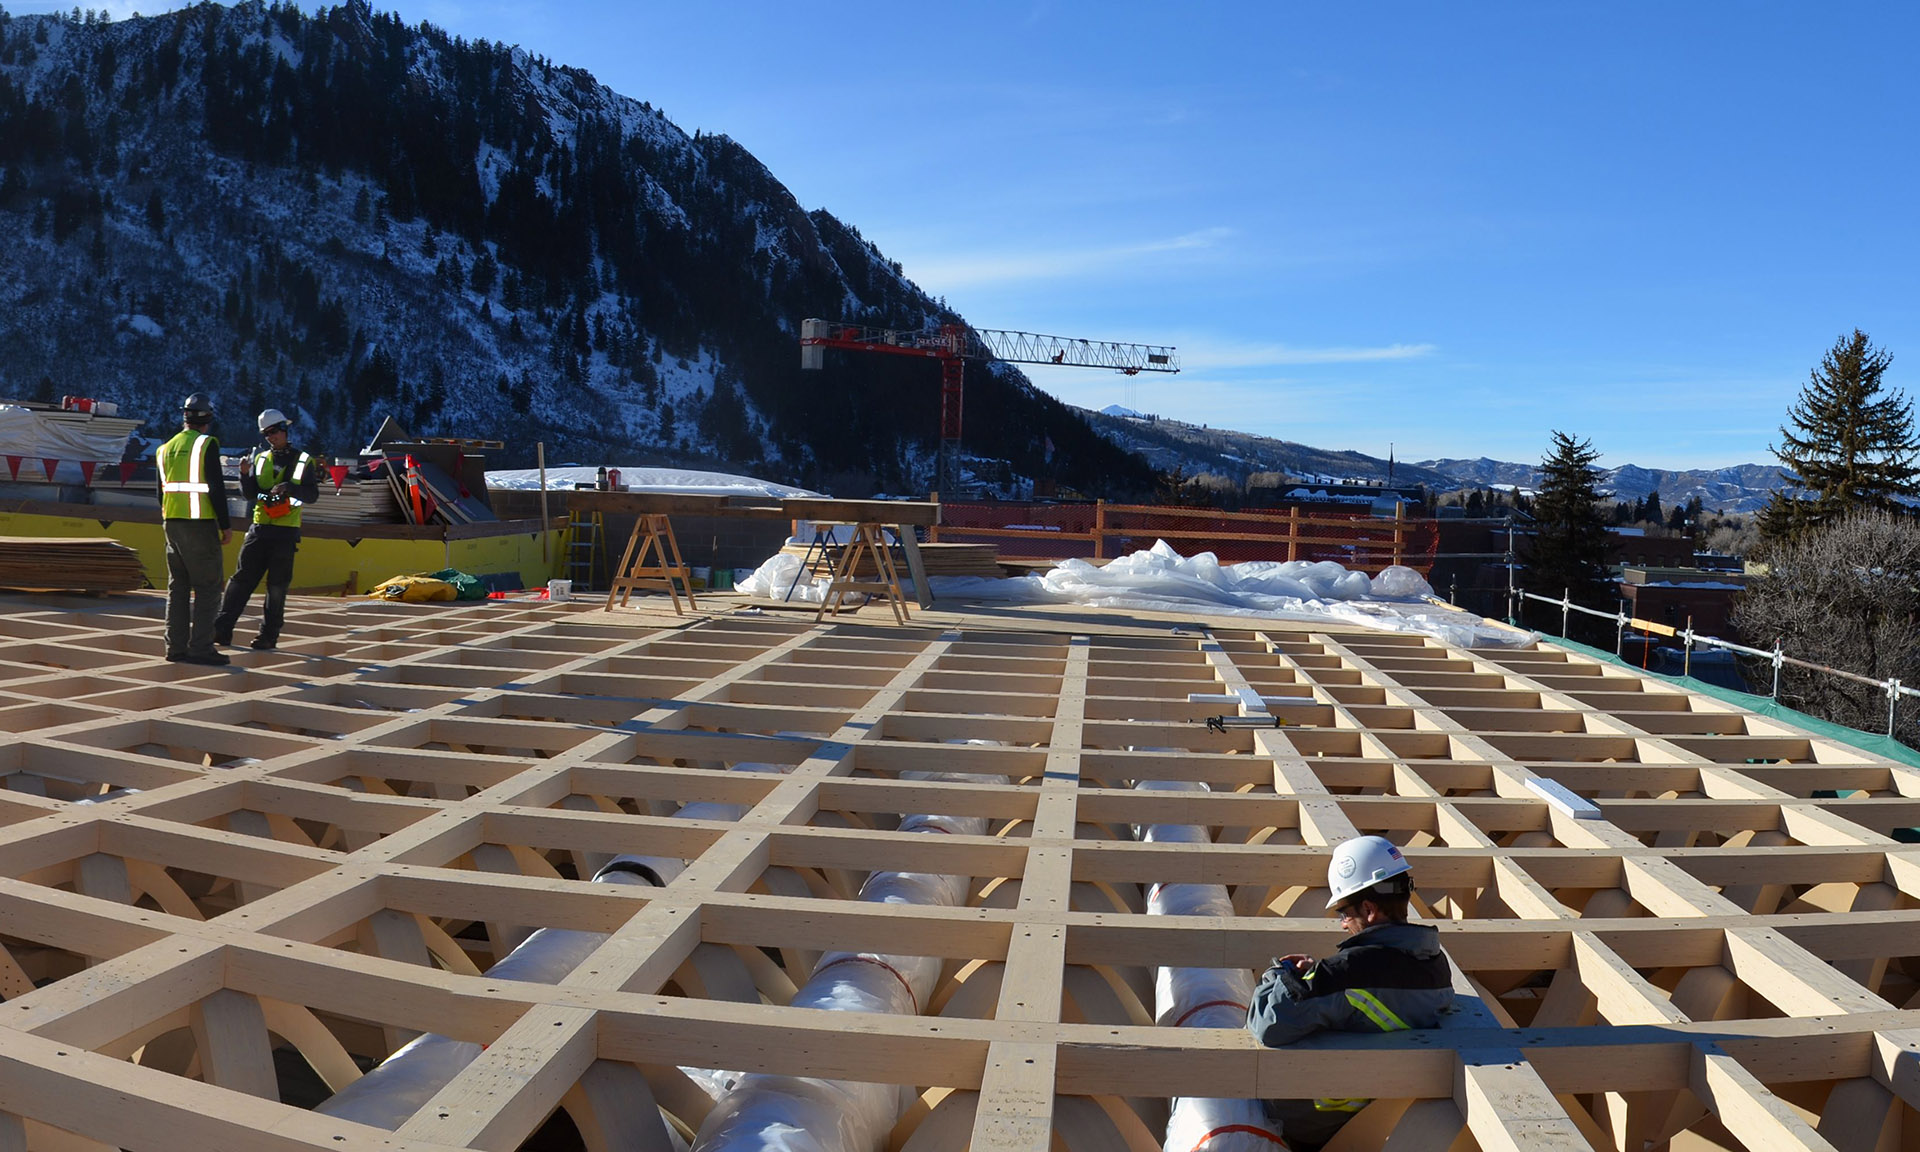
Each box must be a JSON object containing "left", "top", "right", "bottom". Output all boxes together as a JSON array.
[{"left": 1246, "top": 921, "right": 1453, "bottom": 1048}]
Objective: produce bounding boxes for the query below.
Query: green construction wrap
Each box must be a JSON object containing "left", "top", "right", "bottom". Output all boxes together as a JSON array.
[{"left": 1536, "top": 635, "right": 1920, "bottom": 773}]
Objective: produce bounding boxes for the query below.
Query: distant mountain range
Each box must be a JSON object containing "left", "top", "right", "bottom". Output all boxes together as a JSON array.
[
  {"left": 1083, "top": 407, "right": 1786, "bottom": 514},
  {"left": 1419, "top": 458, "right": 1786, "bottom": 514}
]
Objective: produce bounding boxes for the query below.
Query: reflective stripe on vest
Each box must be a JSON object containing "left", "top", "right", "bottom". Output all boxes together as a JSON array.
[
  {"left": 158, "top": 430, "right": 213, "bottom": 520},
  {"left": 251, "top": 448, "right": 312, "bottom": 528},
  {"left": 1312, "top": 990, "right": 1412, "bottom": 1113},
  {"left": 1344, "top": 989, "right": 1411, "bottom": 1032}
]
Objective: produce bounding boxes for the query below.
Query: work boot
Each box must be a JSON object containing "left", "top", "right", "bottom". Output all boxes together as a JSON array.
[
  {"left": 249, "top": 636, "right": 277, "bottom": 651},
  {"left": 214, "top": 632, "right": 234, "bottom": 647},
  {"left": 182, "top": 651, "right": 231, "bottom": 666}
]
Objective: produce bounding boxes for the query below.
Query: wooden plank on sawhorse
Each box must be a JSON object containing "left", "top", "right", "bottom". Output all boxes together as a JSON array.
[
  {"left": 896, "top": 523, "right": 935, "bottom": 609},
  {"left": 816, "top": 521, "right": 911, "bottom": 625},
  {"left": 605, "top": 513, "right": 699, "bottom": 615}
]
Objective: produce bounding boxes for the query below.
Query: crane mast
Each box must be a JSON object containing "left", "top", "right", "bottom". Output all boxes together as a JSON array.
[{"left": 799, "top": 318, "right": 1179, "bottom": 493}]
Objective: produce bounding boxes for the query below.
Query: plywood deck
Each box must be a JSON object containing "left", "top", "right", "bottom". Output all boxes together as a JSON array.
[{"left": 0, "top": 589, "right": 1913, "bottom": 1150}]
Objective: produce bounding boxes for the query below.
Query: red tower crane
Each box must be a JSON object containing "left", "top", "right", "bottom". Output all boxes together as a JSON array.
[{"left": 800, "top": 318, "right": 1179, "bottom": 493}]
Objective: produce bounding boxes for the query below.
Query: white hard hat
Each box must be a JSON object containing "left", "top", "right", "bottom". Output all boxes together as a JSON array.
[
  {"left": 1326, "top": 835, "right": 1413, "bottom": 908},
  {"left": 258, "top": 408, "right": 290, "bottom": 433}
]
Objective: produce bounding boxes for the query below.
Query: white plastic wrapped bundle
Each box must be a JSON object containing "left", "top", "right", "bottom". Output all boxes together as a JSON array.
[
  {"left": 316, "top": 754, "right": 815, "bottom": 1132},
  {"left": 317, "top": 862, "right": 663, "bottom": 1130},
  {"left": 694, "top": 757, "right": 1006, "bottom": 1152},
  {"left": 736, "top": 553, "right": 829, "bottom": 604},
  {"left": 1135, "top": 781, "right": 1282, "bottom": 1152}
]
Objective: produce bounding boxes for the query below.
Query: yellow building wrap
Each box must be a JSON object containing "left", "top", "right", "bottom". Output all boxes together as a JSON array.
[{"left": 0, "top": 509, "right": 565, "bottom": 595}]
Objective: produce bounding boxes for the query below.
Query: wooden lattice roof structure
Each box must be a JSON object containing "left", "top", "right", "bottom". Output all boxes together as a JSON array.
[{"left": 0, "top": 590, "right": 1913, "bottom": 1151}]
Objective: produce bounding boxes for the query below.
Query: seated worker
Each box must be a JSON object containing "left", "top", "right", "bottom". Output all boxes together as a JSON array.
[{"left": 1246, "top": 835, "right": 1454, "bottom": 1151}]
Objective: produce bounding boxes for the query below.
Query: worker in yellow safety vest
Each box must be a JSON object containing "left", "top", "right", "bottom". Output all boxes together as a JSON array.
[
  {"left": 155, "top": 393, "right": 233, "bottom": 665},
  {"left": 214, "top": 408, "right": 320, "bottom": 651}
]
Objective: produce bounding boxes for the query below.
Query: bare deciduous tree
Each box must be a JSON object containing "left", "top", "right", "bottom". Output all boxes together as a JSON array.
[{"left": 1732, "top": 511, "right": 1920, "bottom": 742}]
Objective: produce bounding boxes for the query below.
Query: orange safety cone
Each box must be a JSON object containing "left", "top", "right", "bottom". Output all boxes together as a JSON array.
[{"left": 404, "top": 455, "right": 426, "bottom": 524}]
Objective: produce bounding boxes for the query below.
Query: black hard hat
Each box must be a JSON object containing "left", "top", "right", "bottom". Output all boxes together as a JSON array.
[{"left": 181, "top": 392, "right": 214, "bottom": 418}]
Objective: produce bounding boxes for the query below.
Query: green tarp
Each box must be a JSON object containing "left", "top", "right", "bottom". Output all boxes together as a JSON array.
[
  {"left": 425, "top": 568, "right": 491, "bottom": 602},
  {"left": 1534, "top": 635, "right": 1920, "bottom": 772}
]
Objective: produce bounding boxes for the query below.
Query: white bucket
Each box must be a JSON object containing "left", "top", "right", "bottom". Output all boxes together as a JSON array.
[{"left": 547, "top": 579, "right": 572, "bottom": 602}]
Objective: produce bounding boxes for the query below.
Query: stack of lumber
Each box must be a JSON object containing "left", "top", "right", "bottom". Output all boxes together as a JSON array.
[
  {"left": 303, "top": 478, "right": 402, "bottom": 526},
  {"left": 782, "top": 541, "right": 1003, "bottom": 578},
  {"left": 35, "top": 409, "right": 142, "bottom": 442},
  {"left": 0, "top": 537, "right": 144, "bottom": 592},
  {"left": 365, "top": 456, "right": 496, "bottom": 525}
]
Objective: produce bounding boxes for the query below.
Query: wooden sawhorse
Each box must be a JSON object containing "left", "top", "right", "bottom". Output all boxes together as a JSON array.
[
  {"left": 814, "top": 521, "right": 911, "bottom": 625},
  {"left": 605, "top": 514, "right": 699, "bottom": 615}
]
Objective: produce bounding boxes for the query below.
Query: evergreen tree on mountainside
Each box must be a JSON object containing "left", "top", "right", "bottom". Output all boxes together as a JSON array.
[
  {"left": 1525, "top": 431, "right": 1613, "bottom": 633},
  {"left": 1759, "top": 330, "right": 1920, "bottom": 543},
  {"left": 0, "top": 2, "right": 1154, "bottom": 496}
]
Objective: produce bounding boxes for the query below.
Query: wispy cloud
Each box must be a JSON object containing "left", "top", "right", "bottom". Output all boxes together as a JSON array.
[
  {"left": 1179, "top": 338, "right": 1438, "bottom": 370},
  {"left": 902, "top": 227, "right": 1233, "bottom": 289}
]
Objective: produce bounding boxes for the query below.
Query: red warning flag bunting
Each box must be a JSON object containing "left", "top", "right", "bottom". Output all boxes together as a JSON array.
[
  {"left": 329, "top": 463, "right": 350, "bottom": 491},
  {"left": 41, "top": 458, "right": 58, "bottom": 481},
  {"left": 119, "top": 461, "right": 138, "bottom": 484},
  {"left": 3, "top": 456, "right": 18, "bottom": 480},
  {"left": 79, "top": 461, "right": 97, "bottom": 485}
]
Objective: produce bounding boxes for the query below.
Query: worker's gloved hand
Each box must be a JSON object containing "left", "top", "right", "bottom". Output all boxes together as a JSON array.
[{"left": 271, "top": 483, "right": 290, "bottom": 498}]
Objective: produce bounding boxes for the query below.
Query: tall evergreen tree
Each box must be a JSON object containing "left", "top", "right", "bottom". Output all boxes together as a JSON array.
[
  {"left": 1526, "top": 431, "right": 1613, "bottom": 622},
  {"left": 1760, "top": 329, "right": 1919, "bottom": 541}
]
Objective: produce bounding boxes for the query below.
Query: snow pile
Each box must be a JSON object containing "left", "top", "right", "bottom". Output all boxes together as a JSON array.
[
  {"left": 737, "top": 540, "right": 1528, "bottom": 647},
  {"left": 487, "top": 465, "right": 821, "bottom": 498}
]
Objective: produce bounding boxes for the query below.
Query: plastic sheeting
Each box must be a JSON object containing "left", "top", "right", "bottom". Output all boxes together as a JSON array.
[
  {"left": 736, "top": 552, "right": 829, "bottom": 604},
  {"left": 1135, "top": 780, "right": 1282, "bottom": 1152},
  {"left": 937, "top": 541, "right": 1527, "bottom": 648},
  {"left": 694, "top": 757, "right": 1007, "bottom": 1152},
  {"left": 0, "top": 405, "right": 133, "bottom": 462},
  {"left": 736, "top": 541, "right": 1530, "bottom": 648},
  {"left": 487, "top": 465, "right": 821, "bottom": 499}
]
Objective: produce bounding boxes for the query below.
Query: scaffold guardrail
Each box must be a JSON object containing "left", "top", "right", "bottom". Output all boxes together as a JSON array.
[{"left": 1516, "top": 587, "right": 1913, "bottom": 737}]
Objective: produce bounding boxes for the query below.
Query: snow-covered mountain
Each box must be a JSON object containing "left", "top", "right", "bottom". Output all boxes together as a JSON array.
[
  {"left": 0, "top": 2, "right": 1153, "bottom": 496},
  {"left": 1081, "top": 402, "right": 1786, "bottom": 514},
  {"left": 1418, "top": 458, "right": 1785, "bottom": 514}
]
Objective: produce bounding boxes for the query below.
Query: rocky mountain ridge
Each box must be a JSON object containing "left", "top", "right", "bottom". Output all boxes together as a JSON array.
[
  {"left": 1083, "top": 406, "right": 1785, "bottom": 514},
  {"left": 0, "top": 1, "right": 1153, "bottom": 496}
]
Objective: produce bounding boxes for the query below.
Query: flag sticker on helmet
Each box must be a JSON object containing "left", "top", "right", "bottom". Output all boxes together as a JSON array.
[{"left": 1326, "top": 835, "right": 1414, "bottom": 908}]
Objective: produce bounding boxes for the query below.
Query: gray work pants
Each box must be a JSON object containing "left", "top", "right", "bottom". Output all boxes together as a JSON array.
[
  {"left": 164, "top": 519, "right": 225, "bottom": 658},
  {"left": 215, "top": 525, "right": 299, "bottom": 645}
]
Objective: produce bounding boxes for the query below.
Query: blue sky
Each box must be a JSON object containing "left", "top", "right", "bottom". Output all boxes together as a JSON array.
[{"left": 28, "top": 2, "right": 1920, "bottom": 469}]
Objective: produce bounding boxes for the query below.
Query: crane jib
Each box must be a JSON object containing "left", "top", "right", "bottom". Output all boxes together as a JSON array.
[{"left": 797, "top": 316, "right": 1179, "bottom": 494}]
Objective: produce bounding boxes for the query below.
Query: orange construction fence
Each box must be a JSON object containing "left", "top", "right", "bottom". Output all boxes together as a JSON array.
[{"left": 930, "top": 500, "right": 1440, "bottom": 574}]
